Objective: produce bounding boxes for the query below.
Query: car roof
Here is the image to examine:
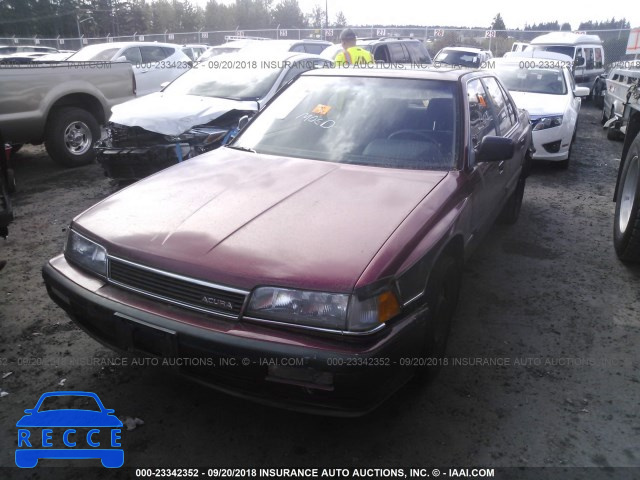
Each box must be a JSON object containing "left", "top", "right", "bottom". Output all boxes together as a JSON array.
[
  {"left": 358, "top": 38, "right": 421, "bottom": 45},
  {"left": 440, "top": 46, "right": 486, "bottom": 53},
  {"left": 530, "top": 32, "right": 602, "bottom": 46},
  {"left": 216, "top": 50, "right": 327, "bottom": 63},
  {"left": 303, "top": 66, "right": 480, "bottom": 82},
  {"left": 499, "top": 50, "right": 573, "bottom": 63},
  {"left": 79, "top": 41, "right": 183, "bottom": 49}
]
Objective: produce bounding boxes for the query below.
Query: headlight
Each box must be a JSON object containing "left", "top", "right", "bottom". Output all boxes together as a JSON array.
[
  {"left": 64, "top": 229, "right": 107, "bottom": 277},
  {"left": 246, "top": 287, "right": 349, "bottom": 330},
  {"left": 533, "top": 115, "right": 563, "bottom": 130},
  {"left": 246, "top": 286, "right": 400, "bottom": 333}
]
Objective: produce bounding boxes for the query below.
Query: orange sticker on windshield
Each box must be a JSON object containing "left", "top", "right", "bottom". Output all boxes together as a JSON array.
[{"left": 312, "top": 104, "right": 332, "bottom": 115}]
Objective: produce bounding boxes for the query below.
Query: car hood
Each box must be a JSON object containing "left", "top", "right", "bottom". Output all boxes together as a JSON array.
[
  {"left": 16, "top": 411, "right": 123, "bottom": 427},
  {"left": 75, "top": 149, "right": 448, "bottom": 292},
  {"left": 509, "top": 91, "right": 568, "bottom": 117},
  {"left": 109, "top": 92, "right": 259, "bottom": 136}
]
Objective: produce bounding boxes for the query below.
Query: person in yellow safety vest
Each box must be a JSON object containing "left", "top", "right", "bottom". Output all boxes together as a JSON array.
[{"left": 334, "top": 28, "right": 374, "bottom": 67}]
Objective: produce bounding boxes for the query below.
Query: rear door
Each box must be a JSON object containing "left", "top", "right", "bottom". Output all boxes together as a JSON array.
[{"left": 136, "top": 45, "right": 173, "bottom": 95}]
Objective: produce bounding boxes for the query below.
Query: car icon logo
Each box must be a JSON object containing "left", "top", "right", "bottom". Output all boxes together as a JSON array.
[{"left": 15, "top": 391, "right": 124, "bottom": 468}]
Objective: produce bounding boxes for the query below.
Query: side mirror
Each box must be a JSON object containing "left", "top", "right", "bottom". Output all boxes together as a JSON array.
[
  {"left": 115, "top": 55, "right": 127, "bottom": 62},
  {"left": 476, "top": 136, "right": 515, "bottom": 163},
  {"left": 573, "top": 86, "right": 590, "bottom": 97},
  {"left": 238, "top": 115, "right": 250, "bottom": 131},
  {"left": 574, "top": 57, "right": 585, "bottom": 67}
]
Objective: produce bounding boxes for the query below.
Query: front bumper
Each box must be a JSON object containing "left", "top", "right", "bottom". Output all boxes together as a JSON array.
[
  {"left": 531, "top": 125, "right": 572, "bottom": 161},
  {"left": 95, "top": 143, "right": 206, "bottom": 182},
  {"left": 42, "top": 256, "right": 426, "bottom": 416}
]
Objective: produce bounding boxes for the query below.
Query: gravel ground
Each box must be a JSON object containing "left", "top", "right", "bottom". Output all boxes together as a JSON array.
[{"left": 0, "top": 103, "right": 638, "bottom": 479}]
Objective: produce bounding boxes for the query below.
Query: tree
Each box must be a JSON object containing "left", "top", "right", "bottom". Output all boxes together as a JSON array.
[
  {"left": 306, "top": 4, "right": 324, "bottom": 29},
  {"left": 491, "top": 13, "right": 506, "bottom": 38},
  {"left": 333, "top": 11, "right": 347, "bottom": 28},
  {"left": 272, "top": 0, "right": 307, "bottom": 28}
]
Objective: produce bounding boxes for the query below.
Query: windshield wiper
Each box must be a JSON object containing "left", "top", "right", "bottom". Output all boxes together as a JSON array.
[{"left": 226, "top": 145, "right": 256, "bottom": 153}]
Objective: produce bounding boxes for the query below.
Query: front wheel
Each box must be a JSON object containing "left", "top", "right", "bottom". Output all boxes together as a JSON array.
[
  {"left": 614, "top": 134, "right": 640, "bottom": 263},
  {"left": 45, "top": 107, "right": 100, "bottom": 167},
  {"left": 415, "top": 254, "right": 461, "bottom": 382}
]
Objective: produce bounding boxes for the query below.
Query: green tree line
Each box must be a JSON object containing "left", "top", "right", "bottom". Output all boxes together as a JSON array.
[{"left": 0, "top": 0, "right": 348, "bottom": 38}]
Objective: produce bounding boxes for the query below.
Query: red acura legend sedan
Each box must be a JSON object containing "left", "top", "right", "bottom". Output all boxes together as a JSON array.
[{"left": 43, "top": 68, "right": 532, "bottom": 416}]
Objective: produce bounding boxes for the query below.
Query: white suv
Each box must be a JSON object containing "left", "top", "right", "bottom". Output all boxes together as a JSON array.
[{"left": 434, "top": 46, "right": 493, "bottom": 68}]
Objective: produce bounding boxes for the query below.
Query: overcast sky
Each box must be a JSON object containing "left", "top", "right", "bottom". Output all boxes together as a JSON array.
[{"left": 208, "top": 0, "right": 639, "bottom": 30}]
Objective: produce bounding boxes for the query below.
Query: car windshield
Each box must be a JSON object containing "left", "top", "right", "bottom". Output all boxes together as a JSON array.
[
  {"left": 495, "top": 66, "right": 567, "bottom": 95},
  {"left": 233, "top": 75, "right": 457, "bottom": 170},
  {"left": 435, "top": 49, "right": 480, "bottom": 68},
  {"left": 167, "top": 58, "right": 283, "bottom": 100},
  {"left": 534, "top": 46, "right": 575, "bottom": 58},
  {"left": 67, "top": 45, "right": 120, "bottom": 61},
  {"left": 38, "top": 395, "right": 101, "bottom": 412}
]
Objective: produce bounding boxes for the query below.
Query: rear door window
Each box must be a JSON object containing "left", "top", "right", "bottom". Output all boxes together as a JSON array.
[
  {"left": 388, "top": 43, "right": 409, "bottom": 63},
  {"left": 406, "top": 42, "right": 431, "bottom": 64},
  {"left": 140, "top": 46, "right": 170, "bottom": 63},
  {"left": 122, "top": 47, "right": 142, "bottom": 64}
]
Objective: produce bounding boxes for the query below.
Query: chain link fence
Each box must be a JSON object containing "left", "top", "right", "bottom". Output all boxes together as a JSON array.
[{"left": 1, "top": 27, "right": 637, "bottom": 64}]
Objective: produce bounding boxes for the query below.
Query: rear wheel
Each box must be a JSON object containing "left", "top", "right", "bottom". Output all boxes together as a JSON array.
[
  {"left": 45, "top": 107, "right": 100, "bottom": 167},
  {"left": 614, "top": 134, "right": 640, "bottom": 262}
]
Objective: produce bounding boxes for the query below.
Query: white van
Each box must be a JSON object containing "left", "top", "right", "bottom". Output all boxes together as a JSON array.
[{"left": 527, "top": 32, "right": 605, "bottom": 93}]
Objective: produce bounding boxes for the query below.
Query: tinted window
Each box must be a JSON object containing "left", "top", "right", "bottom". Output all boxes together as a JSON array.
[
  {"left": 435, "top": 49, "right": 480, "bottom": 68},
  {"left": 585, "top": 48, "right": 594, "bottom": 70},
  {"left": 290, "top": 44, "right": 306, "bottom": 53},
  {"left": 595, "top": 48, "right": 603, "bottom": 69},
  {"left": 406, "top": 42, "right": 431, "bottom": 64},
  {"left": 467, "top": 78, "right": 496, "bottom": 149},
  {"left": 373, "top": 45, "right": 390, "bottom": 63},
  {"left": 140, "top": 46, "right": 169, "bottom": 63},
  {"left": 482, "top": 76, "right": 513, "bottom": 134},
  {"left": 122, "top": 47, "right": 142, "bottom": 64},
  {"left": 304, "top": 43, "right": 327, "bottom": 55},
  {"left": 234, "top": 76, "right": 458, "bottom": 170},
  {"left": 388, "top": 43, "right": 409, "bottom": 63}
]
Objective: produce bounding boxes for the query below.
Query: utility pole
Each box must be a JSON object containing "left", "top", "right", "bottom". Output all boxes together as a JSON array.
[{"left": 325, "top": 0, "right": 329, "bottom": 29}]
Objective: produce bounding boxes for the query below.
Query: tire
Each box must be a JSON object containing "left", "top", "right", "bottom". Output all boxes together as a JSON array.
[
  {"left": 499, "top": 176, "right": 526, "bottom": 224},
  {"left": 44, "top": 107, "right": 100, "bottom": 167},
  {"left": 606, "top": 107, "right": 620, "bottom": 141},
  {"left": 415, "top": 254, "right": 461, "bottom": 381},
  {"left": 613, "top": 134, "right": 640, "bottom": 263},
  {"left": 601, "top": 107, "right": 608, "bottom": 125}
]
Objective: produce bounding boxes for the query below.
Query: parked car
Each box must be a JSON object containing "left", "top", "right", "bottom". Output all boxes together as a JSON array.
[
  {"left": 96, "top": 51, "right": 332, "bottom": 181},
  {"left": 0, "top": 45, "right": 59, "bottom": 55},
  {"left": 527, "top": 32, "right": 605, "bottom": 93},
  {"left": 613, "top": 81, "right": 640, "bottom": 262},
  {"left": 66, "top": 42, "right": 191, "bottom": 96},
  {"left": 180, "top": 44, "right": 208, "bottom": 61},
  {"left": 321, "top": 37, "right": 432, "bottom": 64},
  {"left": 602, "top": 66, "right": 640, "bottom": 140},
  {"left": 509, "top": 42, "right": 529, "bottom": 54},
  {"left": 434, "top": 46, "right": 493, "bottom": 68},
  {"left": 33, "top": 51, "right": 76, "bottom": 62},
  {"left": 0, "top": 62, "right": 136, "bottom": 167},
  {"left": 197, "top": 38, "right": 269, "bottom": 61},
  {"left": 491, "top": 55, "right": 589, "bottom": 169},
  {"left": 44, "top": 67, "right": 532, "bottom": 415},
  {"left": 242, "top": 39, "right": 332, "bottom": 55}
]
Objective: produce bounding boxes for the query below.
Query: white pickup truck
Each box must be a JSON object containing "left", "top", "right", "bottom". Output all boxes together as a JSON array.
[{"left": 0, "top": 61, "right": 135, "bottom": 167}]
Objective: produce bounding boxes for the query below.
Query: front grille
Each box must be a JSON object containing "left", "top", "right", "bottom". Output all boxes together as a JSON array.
[{"left": 108, "top": 257, "right": 247, "bottom": 318}]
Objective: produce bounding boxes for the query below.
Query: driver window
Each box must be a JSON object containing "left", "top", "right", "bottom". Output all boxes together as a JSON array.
[{"left": 467, "top": 79, "right": 496, "bottom": 157}]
